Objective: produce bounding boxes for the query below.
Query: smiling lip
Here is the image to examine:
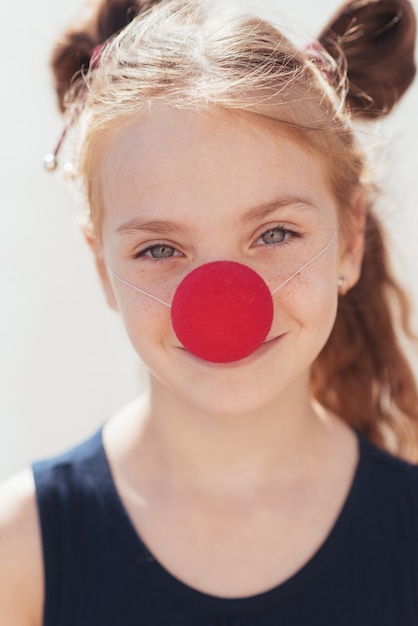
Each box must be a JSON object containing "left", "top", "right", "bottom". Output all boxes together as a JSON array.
[{"left": 178, "top": 334, "right": 284, "bottom": 368}]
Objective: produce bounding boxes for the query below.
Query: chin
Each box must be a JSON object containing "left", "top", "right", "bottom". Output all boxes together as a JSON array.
[{"left": 171, "top": 364, "right": 309, "bottom": 421}]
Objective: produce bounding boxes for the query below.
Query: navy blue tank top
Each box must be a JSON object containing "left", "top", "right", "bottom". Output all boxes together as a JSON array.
[{"left": 33, "top": 428, "right": 418, "bottom": 625}]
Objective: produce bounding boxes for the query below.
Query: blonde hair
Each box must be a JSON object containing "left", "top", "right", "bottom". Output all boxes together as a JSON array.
[{"left": 71, "top": 2, "right": 358, "bottom": 227}]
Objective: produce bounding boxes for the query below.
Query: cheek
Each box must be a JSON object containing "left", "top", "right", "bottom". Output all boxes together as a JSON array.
[
  {"left": 114, "top": 290, "right": 173, "bottom": 352},
  {"left": 274, "top": 268, "right": 338, "bottom": 338}
]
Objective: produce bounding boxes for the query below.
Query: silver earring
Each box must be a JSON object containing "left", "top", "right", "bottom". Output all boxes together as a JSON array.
[{"left": 337, "top": 276, "right": 349, "bottom": 296}]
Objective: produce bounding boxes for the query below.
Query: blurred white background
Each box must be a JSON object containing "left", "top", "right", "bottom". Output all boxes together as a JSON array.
[{"left": 0, "top": 0, "right": 417, "bottom": 479}]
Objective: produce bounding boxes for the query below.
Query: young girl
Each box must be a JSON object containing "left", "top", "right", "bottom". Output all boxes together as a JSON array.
[{"left": 1, "top": 0, "right": 418, "bottom": 623}]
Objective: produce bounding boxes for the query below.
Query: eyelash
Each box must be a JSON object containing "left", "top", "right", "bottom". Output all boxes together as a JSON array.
[
  {"left": 133, "top": 243, "right": 182, "bottom": 261},
  {"left": 133, "top": 226, "right": 301, "bottom": 261},
  {"left": 253, "top": 226, "right": 300, "bottom": 248}
]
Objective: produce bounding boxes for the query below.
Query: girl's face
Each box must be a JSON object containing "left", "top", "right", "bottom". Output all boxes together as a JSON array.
[{"left": 91, "top": 108, "right": 363, "bottom": 417}]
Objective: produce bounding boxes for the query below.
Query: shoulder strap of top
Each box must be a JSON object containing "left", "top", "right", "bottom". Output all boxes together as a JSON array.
[{"left": 32, "top": 429, "right": 111, "bottom": 626}]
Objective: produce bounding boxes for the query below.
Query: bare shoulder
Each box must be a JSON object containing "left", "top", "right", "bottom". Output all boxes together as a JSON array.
[{"left": 0, "top": 469, "right": 43, "bottom": 626}]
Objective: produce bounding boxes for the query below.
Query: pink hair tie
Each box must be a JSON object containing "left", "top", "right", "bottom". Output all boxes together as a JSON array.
[
  {"left": 303, "top": 40, "right": 347, "bottom": 99},
  {"left": 90, "top": 43, "right": 106, "bottom": 70},
  {"left": 304, "top": 41, "right": 334, "bottom": 78},
  {"left": 304, "top": 41, "right": 328, "bottom": 60}
]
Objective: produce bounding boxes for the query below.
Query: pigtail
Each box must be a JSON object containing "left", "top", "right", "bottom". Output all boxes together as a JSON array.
[
  {"left": 51, "top": 0, "right": 160, "bottom": 111},
  {"left": 318, "top": 0, "right": 416, "bottom": 118},
  {"left": 312, "top": 214, "right": 418, "bottom": 460},
  {"left": 312, "top": 0, "right": 418, "bottom": 459}
]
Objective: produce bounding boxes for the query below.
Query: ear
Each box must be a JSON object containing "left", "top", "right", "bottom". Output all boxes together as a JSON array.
[
  {"left": 83, "top": 226, "right": 119, "bottom": 312},
  {"left": 338, "top": 188, "right": 366, "bottom": 291}
]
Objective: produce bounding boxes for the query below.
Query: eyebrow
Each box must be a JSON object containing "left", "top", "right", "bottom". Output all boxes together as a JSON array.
[
  {"left": 241, "top": 196, "right": 316, "bottom": 224},
  {"left": 116, "top": 218, "right": 192, "bottom": 236},
  {"left": 115, "top": 196, "right": 316, "bottom": 235}
]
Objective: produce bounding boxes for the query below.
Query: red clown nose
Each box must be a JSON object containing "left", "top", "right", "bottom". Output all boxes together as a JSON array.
[{"left": 171, "top": 261, "right": 274, "bottom": 363}]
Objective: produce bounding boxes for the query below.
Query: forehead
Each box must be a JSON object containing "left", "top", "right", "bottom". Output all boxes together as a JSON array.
[{"left": 96, "top": 107, "right": 336, "bottom": 232}]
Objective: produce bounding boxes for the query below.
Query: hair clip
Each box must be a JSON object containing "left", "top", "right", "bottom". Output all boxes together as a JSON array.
[
  {"left": 43, "top": 124, "right": 68, "bottom": 172},
  {"left": 43, "top": 43, "right": 106, "bottom": 173}
]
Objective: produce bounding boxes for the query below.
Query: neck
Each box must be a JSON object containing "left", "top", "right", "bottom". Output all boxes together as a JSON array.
[{"left": 125, "top": 373, "right": 334, "bottom": 494}]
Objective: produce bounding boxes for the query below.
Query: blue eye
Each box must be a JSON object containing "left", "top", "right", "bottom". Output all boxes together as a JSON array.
[
  {"left": 139, "top": 244, "right": 177, "bottom": 259},
  {"left": 257, "top": 227, "right": 290, "bottom": 245}
]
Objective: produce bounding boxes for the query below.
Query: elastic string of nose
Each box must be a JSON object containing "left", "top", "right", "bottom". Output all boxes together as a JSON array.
[
  {"left": 106, "top": 228, "right": 338, "bottom": 306},
  {"left": 271, "top": 229, "right": 338, "bottom": 295},
  {"left": 105, "top": 228, "right": 338, "bottom": 363},
  {"left": 107, "top": 268, "right": 171, "bottom": 307}
]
